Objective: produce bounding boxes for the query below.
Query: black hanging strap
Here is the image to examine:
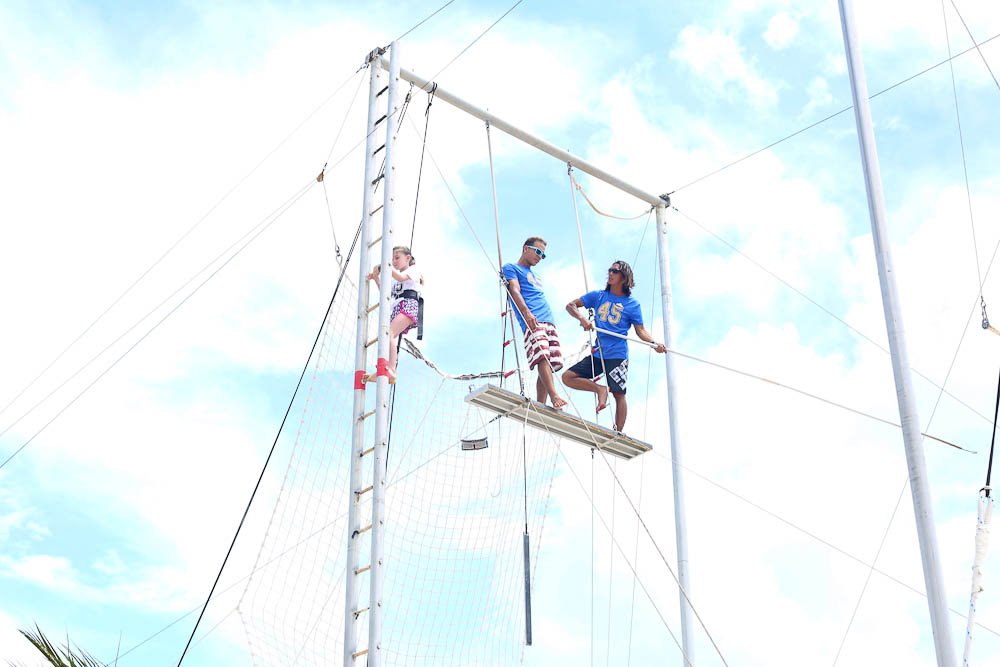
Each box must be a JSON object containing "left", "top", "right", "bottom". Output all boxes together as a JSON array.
[
  {"left": 985, "top": 368, "right": 1000, "bottom": 497},
  {"left": 409, "top": 83, "right": 437, "bottom": 250}
]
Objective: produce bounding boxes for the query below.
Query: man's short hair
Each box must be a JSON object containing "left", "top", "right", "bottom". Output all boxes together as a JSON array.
[{"left": 523, "top": 236, "right": 546, "bottom": 248}]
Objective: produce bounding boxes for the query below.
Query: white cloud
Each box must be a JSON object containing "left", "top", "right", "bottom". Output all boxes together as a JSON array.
[
  {"left": 0, "top": 6, "right": 641, "bottom": 664},
  {"left": 670, "top": 25, "right": 780, "bottom": 109},
  {"left": 0, "top": 510, "right": 31, "bottom": 542},
  {"left": 2, "top": 1, "right": 1000, "bottom": 665},
  {"left": 764, "top": 11, "right": 799, "bottom": 50},
  {"left": 0, "top": 488, "right": 49, "bottom": 546},
  {"left": 3, "top": 554, "right": 79, "bottom": 593},
  {"left": 803, "top": 75, "right": 834, "bottom": 115},
  {"left": 92, "top": 550, "right": 127, "bottom": 576}
]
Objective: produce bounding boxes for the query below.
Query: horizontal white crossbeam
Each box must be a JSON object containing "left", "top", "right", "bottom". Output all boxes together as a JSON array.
[
  {"left": 378, "top": 57, "right": 668, "bottom": 209},
  {"left": 465, "top": 384, "right": 652, "bottom": 460}
]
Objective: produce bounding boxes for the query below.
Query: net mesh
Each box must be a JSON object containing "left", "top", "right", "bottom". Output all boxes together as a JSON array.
[{"left": 236, "top": 252, "right": 561, "bottom": 666}]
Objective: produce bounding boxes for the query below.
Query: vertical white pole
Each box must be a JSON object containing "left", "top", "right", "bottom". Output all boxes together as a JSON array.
[
  {"left": 654, "top": 202, "right": 694, "bottom": 666},
  {"left": 838, "top": 2, "right": 955, "bottom": 665},
  {"left": 368, "top": 40, "right": 401, "bottom": 667},
  {"left": 344, "top": 49, "right": 384, "bottom": 667}
]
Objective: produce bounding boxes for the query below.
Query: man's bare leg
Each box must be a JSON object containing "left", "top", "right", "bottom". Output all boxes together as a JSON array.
[
  {"left": 612, "top": 392, "right": 627, "bottom": 431},
  {"left": 536, "top": 359, "right": 567, "bottom": 409},
  {"left": 562, "top": 370, "right": 609, "bottom": 412}
]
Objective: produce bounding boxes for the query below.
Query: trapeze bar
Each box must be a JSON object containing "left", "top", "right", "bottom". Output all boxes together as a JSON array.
[
  {"left": 464, "top": 384, "right": 652, "bottom": 460},
  {"left": 460, "top": 437, "right": 488, "bottom": 451}
]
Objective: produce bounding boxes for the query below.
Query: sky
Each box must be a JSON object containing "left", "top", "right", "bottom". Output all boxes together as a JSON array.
[{"left": 2, "top": 0, "right": 1000, "bottom": 665}]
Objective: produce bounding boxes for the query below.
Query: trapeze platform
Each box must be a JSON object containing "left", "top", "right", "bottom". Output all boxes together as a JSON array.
[{"left": 464, "top": 384, "right": 652, "bottom": 460}]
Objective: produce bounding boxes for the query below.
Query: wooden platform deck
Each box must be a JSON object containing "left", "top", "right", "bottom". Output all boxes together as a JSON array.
[{"left": 464, "top": 384, "right": 652, "bottom": 460}]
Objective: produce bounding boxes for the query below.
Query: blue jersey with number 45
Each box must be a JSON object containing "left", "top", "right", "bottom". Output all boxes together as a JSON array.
[{"left": 581, "top": 290, "right": 643, "bottom": 359}]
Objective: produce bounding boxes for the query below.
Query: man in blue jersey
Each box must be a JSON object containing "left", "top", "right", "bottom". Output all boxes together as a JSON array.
[
  {"left": 563, "top": 260, "right": 666, "bottom": 432},
  {"left": 503, "top": 237, "right": 567, "bottom": 410}
]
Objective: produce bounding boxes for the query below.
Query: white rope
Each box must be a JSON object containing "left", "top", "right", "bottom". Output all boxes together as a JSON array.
[
  {"left": 484, "top": 120, "right": 532, "bottom": 399},
  {"left": 589, "top": 327, "right": 972, "bottom": 453},
  {"left": 500, "top": 341, "right": 725, "bottom": 665},
  {"left": 627, "top": 246, "right": 657, "bottom": 665},
  {"left": 551, "top": 390, "right": 727, "bottom": 666},
  {"left": 605, "top": 456, "right": 617, "bottom": 667},
  {"left": 590, "top": 449, "right": 595, "bottom": 667},
  {"left": 516, "top": 395, "right": 690, "bottom": 662},
  {"left": 568, "top": 168, "right": 652, "bottom": 221},
  {"left": 486, "top": 121, "right": 505, "bottom": 270},
  {"left": 404, "top": 113, "right": 496, "bottom": 270},
  {"left": 674, "top": 204, "right": 997, "bottom": 425},
  {"left": 319, "top": 177, "right": 343, "bottom": 268},
  {"left": 400, "top": 338, "right": 512, "bottom": 380},
  {"left": 592, "top": 325, "right": 659, "bottom": 350},
  {"left": 567, "top": 166, "right": 613, "bottom": 421},
  {"left": 568, "top": 166, "right": 592, "bottom": 293},
  {"left": 940, "top": 0, "right": 984, "bottom": 311},
  {"left": 963, "top": 490, "right": 994, "bottom": 666}
]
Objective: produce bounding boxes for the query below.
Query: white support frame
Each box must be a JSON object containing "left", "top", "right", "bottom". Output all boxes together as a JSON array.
[
  {"left": 373, "top": 48, "right": 696, "bottom": 664},
  {"left": 654, "top": 204, "right": 694, "bottom": 663},
  {"left": 349, "top": 27, "right": 957, "bottom": 665}
]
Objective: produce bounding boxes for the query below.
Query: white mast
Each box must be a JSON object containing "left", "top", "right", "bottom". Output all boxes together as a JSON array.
[
  {"left": 654, "top": 203, "right": 695, "bottom": 665},
  {"left": 837, "top": 2, "right": 956, "bottom": 665}
]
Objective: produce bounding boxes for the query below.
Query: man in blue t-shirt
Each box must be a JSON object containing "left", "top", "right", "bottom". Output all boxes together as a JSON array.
[
  {"left": 502, "top": 236, "right": 567, "bottom": 410},
  {"left": 564, "top": 260, "right": 666, "bottom": 432}
]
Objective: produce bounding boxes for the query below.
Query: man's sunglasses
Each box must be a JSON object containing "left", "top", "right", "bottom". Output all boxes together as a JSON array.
[
  {"left": 526, "top": 245, "right": 546, "bottom": 259},
  {"left": 608, "top": 267, "right": 622, "bottom": 275}
]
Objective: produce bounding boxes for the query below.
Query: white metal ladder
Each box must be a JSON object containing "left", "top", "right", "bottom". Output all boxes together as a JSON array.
[{"left": 344, "top": 43, "right": 402, "bottom": 667}]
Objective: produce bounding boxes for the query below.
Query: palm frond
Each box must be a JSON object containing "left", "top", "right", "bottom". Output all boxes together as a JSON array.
[{"left": 12, "top": 624, "right": 104, "bottom": 667}]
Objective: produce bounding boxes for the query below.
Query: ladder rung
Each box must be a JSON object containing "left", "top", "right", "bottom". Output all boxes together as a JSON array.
[
  {"left": 371, "top": 173, "right": 384, "bottom": 186},
  {"left": 368, "top": 235, "right": 382, "bottom": 248},
  {"left": 367, "top": 303, "right": 379, "bottom": 314},
  {"left": 361, "top": 447, "right": 375, "bottom": 457},
  {"left": 373, "top": 143, "right": 386, "bottom": 155},
  {"left": 369, "top": 204, "right": 384, "bottom": 217},
  {"left": 366, "top": 337, "right": 378, "bottom": 348},
  {"left": 373, "top": 113, "right": 387, "bottom": 126},
  {"left": 355, "top": 564, "right": 371, "bottom": 575},
  {"left": 353, "top": 606, "right": 370, "bottom": 618},
  {"left": 356, "top": 485, "right": 374, "bottom": 496},
  {"left": 360, "top": 410, "right": 375, "bottom": 421},
  {"left": 377, "top": 85, "right": 389, "bottom": 97},
  {"left": 352, "top": 648, "right": 369, "bottom": 659},
  {"left": 356, "top": 524, "right": 372, "bottom": 535}
]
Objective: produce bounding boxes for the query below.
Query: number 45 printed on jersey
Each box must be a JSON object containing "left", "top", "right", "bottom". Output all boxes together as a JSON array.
[{"left": 597, "top": 302, "right": 624, "bottom": 325}]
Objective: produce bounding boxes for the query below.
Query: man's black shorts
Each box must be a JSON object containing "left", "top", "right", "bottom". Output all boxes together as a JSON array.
[{"left": 567, "top": 357, "right": 628, "bottom": 394}]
